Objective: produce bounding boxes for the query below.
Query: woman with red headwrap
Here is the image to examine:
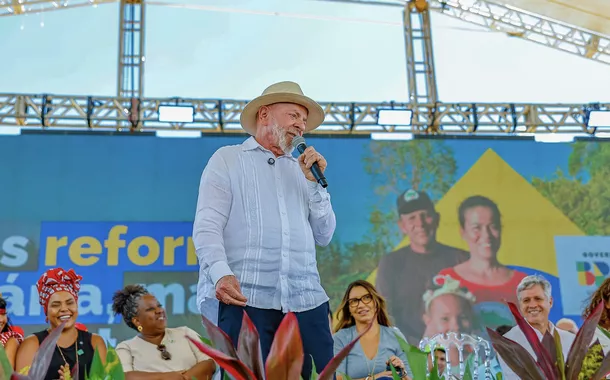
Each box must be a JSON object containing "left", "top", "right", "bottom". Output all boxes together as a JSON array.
[
  {"left": 15, "top": 268, "right": 107, "bottom": 379},
  {"left": 0, "top": 295, "right": 24, "bottom": 369}
]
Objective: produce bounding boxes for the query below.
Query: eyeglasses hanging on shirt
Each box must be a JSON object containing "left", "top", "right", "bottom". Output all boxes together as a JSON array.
[{"left": 157, "top": 344, "right": 172, "bottom": 360}]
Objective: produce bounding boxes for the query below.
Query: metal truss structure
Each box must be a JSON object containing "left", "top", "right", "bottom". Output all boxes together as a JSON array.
[
  {"left": 315, "top": 0, "right": 610, "bottom": 66},
  {"left": 118, "top": 0, "right": 145, "bottom": 100},
  {"left": 1, "top": 93, "right": 608, "bottom": 134},
  {"left": 1, "top": 0, "right": 609, "bottom": 134},
  {"left": 404, "top": 1, "right": 438, "bottom": 105},
  {"left": 431, "top": 0, "right": 610, "bottom": 65}
]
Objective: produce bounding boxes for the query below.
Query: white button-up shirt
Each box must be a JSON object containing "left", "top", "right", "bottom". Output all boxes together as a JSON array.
[
  {"left": 594, "top": 326, "right": 610, "bottom": 355},
  {"left": 193, "top": 137, "right": 336, "bottom": 313},
  {"left": 497, "top": 322, "right": 575, "bottom": 379}
]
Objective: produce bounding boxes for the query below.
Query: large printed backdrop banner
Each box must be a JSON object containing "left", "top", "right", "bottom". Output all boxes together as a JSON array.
[{"left": 0, "top": 133, "right": 607, "bottom": 346}]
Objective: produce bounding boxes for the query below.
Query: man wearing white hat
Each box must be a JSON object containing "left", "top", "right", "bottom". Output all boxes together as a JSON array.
[{"left": 193, "top": 81, "right": 336, "bottom": 379}]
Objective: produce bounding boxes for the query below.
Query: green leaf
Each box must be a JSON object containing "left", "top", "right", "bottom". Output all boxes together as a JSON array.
[
  {"left": 67, "top": 363, "right": 75, "bottom": 380},
  {"left": 88, "top": 347, "right": 104, "bottom": 378},
  {"left": 0, "top": 344, "right": 13, "bottom": 378},
  {"left": 462, "top": 357, "right": 473, "bottom": 380},
  {"left": 553, "top": 328, "right": 565, "bottom": 380},
  {"left": 428, "top": 359, "right": 442, "bottom": 380},
  {"left": 587, "top": 342, "right": 610, "bottom": 380},
  {"left": 393, "top": 332, "right": 428, "bottom": 380},
  {"left": 598, "top": 326, "right": 610, "bottom": 342},
  {"left": 309, "top": 355, "right": 317, "bottom": 380},
  {"left": 104, "top": 348, "right": 125, "bottom": 380},
  {"left": 389, "top": 364, "right": 401, "bottom": 380},
  {"left": 566, "top": 301, "right": 605, "bottom": 379},
  {"left": 578, "top": 341, "right": 602, "bottom": 380},
  {"left": 199, "top": 335, "right": 213, "bottom": 347}
]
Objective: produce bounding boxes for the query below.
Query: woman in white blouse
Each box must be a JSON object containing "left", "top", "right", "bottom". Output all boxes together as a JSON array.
[{"left": 112, "top": 285, "right": 216, "bottom": 380}]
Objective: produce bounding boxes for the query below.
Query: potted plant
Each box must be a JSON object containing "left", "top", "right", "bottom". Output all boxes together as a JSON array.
[
  {"left": 486, "top": 301, "right": 610, "bottom": 380},
  {"left": 186, "top": 311, "right": 372, "bottom": 380},
  {"left": 1, "top": 321, "right": 64, "bottom": 380}
]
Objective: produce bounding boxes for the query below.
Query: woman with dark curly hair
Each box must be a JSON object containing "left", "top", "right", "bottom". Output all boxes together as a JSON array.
[
  {"left": 582, "top": 277, "right": 610, "bottom": 355},
  {"left": 112, "top": 284, "right": 216, "bottom": 380},
  {"left": 0, "top": 295, "right": 24, "bottom": 369}
]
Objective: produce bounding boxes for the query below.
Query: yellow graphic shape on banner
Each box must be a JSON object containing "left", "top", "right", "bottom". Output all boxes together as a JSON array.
[{"left": 366, "top": 148, "right": 583, "bottom": 287}]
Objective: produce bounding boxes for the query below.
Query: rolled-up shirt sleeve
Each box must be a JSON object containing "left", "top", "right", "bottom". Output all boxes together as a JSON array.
[
  {"left": 193, "top": 151, "right": 234, "bottom": 287},
  {"left": 115, "top": 342, "right": 134, "bottom": 372},
  {"left": 307, "top": 180, "right": 336, "bottom": 246}
]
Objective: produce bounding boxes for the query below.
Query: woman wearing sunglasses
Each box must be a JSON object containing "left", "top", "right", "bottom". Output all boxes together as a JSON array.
[
  {"left": 333, "top": 280, "right": 412, "bottom": 380},
  {"left": 112, "top": 285, "right": 216, "bottom": 380}
]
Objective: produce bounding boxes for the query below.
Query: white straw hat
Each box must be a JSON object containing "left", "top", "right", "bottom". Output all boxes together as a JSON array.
[{"left": 240, "top": 81, "right": 325, "bottom": 135}]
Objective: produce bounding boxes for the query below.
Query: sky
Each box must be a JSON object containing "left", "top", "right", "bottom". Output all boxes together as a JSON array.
[{"left": 0, "top": 0, "right": 609, "bottom": 105}]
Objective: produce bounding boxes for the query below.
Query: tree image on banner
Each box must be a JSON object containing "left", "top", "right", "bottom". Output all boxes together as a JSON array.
[
  {"left": 532, "top": 142, "right": 610, "bottom": 236},
  {"left": 317, "top": 239, "right": 387, "bottom": 312},
  {"left": 363, "top": 140, "right": 457, "bottom": 251},
  {"left": 318, "top": 140, "right": 456, "bottom": 313}
]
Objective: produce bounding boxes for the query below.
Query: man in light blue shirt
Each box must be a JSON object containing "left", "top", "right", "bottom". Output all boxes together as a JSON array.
[{"left": 193, "top": 81, "right": 336, "bottom": 379}]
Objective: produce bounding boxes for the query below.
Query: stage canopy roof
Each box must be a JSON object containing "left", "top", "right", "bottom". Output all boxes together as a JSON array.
[{"left": 500, "top": 0, "right": 610, "bottom": 36}]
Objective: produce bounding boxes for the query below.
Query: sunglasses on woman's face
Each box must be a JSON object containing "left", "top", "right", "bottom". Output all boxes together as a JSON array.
[
  {"left": 157, "top": 344, "right": 172, "bottom": 360},
  {"left": 348, "top": 294, "right": 373, "bottom": 308}
]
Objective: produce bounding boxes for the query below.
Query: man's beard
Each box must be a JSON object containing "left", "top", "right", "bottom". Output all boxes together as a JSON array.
[{"left": 270, "top": 121, "right": 294, "bottom": 155}]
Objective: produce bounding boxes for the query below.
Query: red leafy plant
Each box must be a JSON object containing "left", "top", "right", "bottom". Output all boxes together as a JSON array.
[
  {"left": 486, "top": 301, "right": 610, "bottom": 380},
  {"left": 3, "top": 321, "right": 67, "bottom": 380},
  {"left": 186, "top": 311, "right": 371, "bottom": 380}
]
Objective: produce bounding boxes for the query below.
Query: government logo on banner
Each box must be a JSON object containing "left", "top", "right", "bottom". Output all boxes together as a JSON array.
[{"left": 556, "top": 236, "right": 610, "bottom": 316}]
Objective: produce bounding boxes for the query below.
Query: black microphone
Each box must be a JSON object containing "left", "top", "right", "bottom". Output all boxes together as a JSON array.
[{"left": 291, "top": 136, "right": 328, "bottom": 188}]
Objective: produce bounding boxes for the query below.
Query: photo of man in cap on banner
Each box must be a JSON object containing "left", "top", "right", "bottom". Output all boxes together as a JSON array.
[{"left": 376, "top": 189, "right": 468, "bottom": 344}]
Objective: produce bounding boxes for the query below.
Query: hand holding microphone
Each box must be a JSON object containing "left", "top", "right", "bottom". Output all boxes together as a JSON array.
[{"left": 292, "top": 136, "right": 328, "bottom": 188}]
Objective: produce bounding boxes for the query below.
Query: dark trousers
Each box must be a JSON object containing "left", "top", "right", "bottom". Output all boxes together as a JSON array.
[{"left": 218, "top": 302, "right": 334, "bottom": 379}]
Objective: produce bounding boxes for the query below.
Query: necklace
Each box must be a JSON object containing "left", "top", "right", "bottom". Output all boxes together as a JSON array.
[
  {"left": 56, "top": 334, "right": 79, "bottom": 376},
  {"left": 360, "top": 326, "right": 380, "bottom": 378},
  {"left": 365, "top": 356, "right": 376, "bottom": 378}
]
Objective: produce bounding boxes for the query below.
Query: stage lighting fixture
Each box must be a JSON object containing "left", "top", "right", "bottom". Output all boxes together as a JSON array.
[
  {"left": 0, "top": 126, "right": 21, "bottom": 135},
  {"left": 534, "top": 134, "right": 581, "bottom": 143},
  {"left": 588, "top": 110, "right": 610, "bottom": 128},
  {"left": 377, "top": 109, "right": 413, "bottom": 126},
  {"left": 371, "top": 132, "right": 414, "bottom": 140},
  {"left": 158, "top": 105, "right": 195, "bottom": 123},
  {"left": 156, "top": 130, "right": 202, "bottom": 138}
]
